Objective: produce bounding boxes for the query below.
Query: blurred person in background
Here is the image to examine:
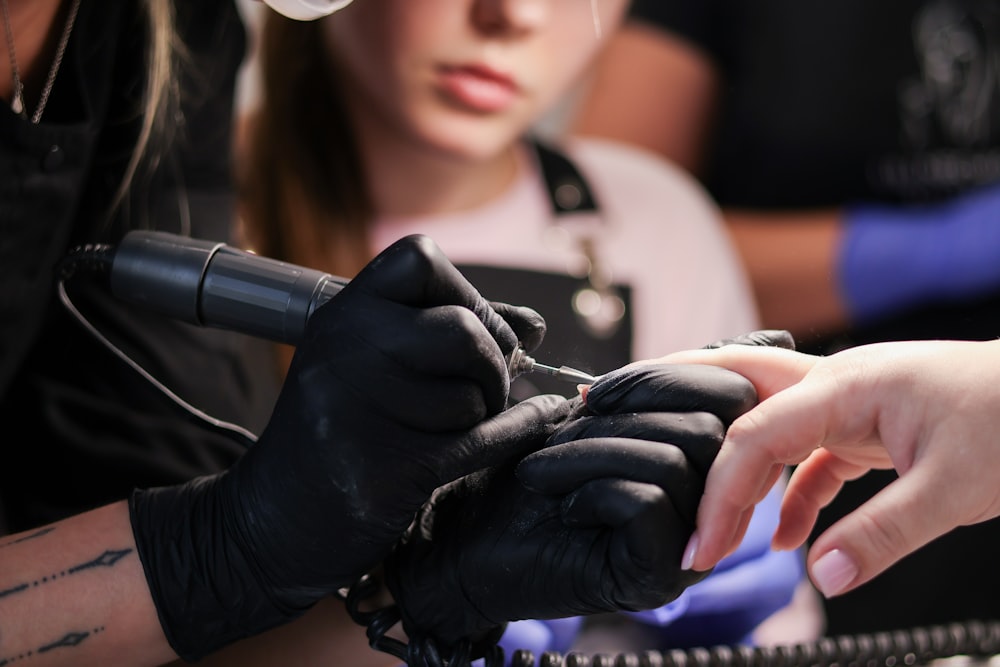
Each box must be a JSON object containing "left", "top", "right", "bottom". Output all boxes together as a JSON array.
[
  {"left": 572, "top": 0, "right": 1000, "bottom": 636},
  {"left": 235, "top": 0, "right": 823, "bottom": 662}
]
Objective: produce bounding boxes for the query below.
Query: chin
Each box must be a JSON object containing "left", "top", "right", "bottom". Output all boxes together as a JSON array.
[{"left": 420, "top": 122, "right": 520, "bottom": 163}]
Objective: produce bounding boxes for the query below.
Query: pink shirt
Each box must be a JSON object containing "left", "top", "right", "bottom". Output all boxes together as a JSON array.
[{"left": 373, "top": 137, "right": 759, "bottom": 359}]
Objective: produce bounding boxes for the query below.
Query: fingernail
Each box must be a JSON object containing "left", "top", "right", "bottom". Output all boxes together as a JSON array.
[
  {"left": 811, "top": 549, "right": 858, "bottom": 597},
  {"left": 578, "top": 385, "right": 590, "bottom": 400},
  {"left": 681, "top": 532, "right": 699, "bottom": 570}
]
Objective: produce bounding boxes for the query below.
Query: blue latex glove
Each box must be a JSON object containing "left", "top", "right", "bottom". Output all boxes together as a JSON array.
[
  {"left": 839, "top": 183, "right": 1000, "bottom": 324},
  {"left": 497, "top": 617, "right": 583, "bottom": 659}
]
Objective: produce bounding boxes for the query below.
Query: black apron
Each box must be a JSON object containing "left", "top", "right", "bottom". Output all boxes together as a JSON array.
[{"left": 456, "top": 139, "right": 634, "bottom": 401}]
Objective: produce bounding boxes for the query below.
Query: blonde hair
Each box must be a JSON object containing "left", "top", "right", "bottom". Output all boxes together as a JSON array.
[{"left": 109, "top": 0, "right": 181, "bottom": 221}]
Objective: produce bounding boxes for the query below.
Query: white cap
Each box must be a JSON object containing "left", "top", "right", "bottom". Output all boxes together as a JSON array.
[{"left": 261, "top": 0, "right": 354, "bottom": 20}]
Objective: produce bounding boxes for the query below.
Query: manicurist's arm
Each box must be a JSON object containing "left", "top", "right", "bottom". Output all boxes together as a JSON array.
[{"left": 0, "top": 502, "right": 174, "bottom": 667}]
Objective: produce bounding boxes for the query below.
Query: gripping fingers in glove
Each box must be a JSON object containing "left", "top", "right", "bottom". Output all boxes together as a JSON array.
[
  {"left": 301, "top": 294, "right": 506, "bottom": 430},
  {"left": 385, "top": 393, "right": 728, "bottom": 654},
  {"left": 702, "top": 329, "right": 796, "bottom": 351},
  {"left": 489, "top": 301, "right": 547, "bottom": 354},
  {"left": 385, "top": 439, "right": 704, "bottom": 652},
  {"left": 549, "top": 409, "right": 725, "bottom": 478},
  {"left": 351, "top": 235, "right": 522, "bottom": 358},
  {"left": 128, "top": 235, "right": 559, "bottom": 661},
  {"left": 578, "top": 329, "right": 790, "bottom": 429},
  {"left": 585, "top": 364, "right": 759, "bottom": 427},
  {"left": 305, "top": 235, "right": 524, "bottom": 420},
  {"left": 519, "top": 437, "right": 710, "bottom": 529},
  {"left": 518, "top": 367, "right": 756, "bottom": 550},
  {"left": 560, "top": 476, "right": 703, "bottom": 607}
]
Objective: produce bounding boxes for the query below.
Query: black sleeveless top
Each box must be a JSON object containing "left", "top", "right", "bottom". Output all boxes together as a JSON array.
[{"left": 0, "top": 2, "right": 278, "bottom": 533}]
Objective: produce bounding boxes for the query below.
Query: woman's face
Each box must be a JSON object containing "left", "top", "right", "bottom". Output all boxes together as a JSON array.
[{"left": 321, "top": 0, "right": 628, "bottom": 161}]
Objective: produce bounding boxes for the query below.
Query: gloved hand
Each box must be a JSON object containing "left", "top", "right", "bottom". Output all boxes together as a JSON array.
[
  {"left": 490, "top": 300, "right": 547, "bottom": 354},
  {"left": 625, "top": 479, "right": 806, "bottom": 648},
  {"left": 702, "top": 329, "right": 795, "bottom": 350},
  {"left": 382, "top": 363, "right": 757, "bottom": 661},
  {"left": 128, "top": 234, "right": 571, "bottom": 661},
  {"left": 592, "top": 331, "right": 803, "bottom": 648},
  {"left": 840, "top": 182, "right": 1000, "bottom": 324}
]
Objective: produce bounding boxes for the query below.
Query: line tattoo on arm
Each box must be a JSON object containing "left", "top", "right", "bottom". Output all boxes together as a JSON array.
[
  {"left": 0, "top": 549, "right": 133, "bottom": 600},
  {"left": 0, "top": 626, "right": 108, "bottom": 665},
  {"left": 0, "top": 528, "right": 55, "bottom": 550},
  {"left": 0, "top": 548, "right": 136, "bottom": 662}
]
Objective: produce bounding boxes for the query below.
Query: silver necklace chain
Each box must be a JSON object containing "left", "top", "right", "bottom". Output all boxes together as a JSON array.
[{"left": 1, "top": 0, "right": 81, "bottom": 124}]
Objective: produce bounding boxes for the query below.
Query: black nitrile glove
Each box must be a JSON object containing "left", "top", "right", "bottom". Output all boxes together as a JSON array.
[
  {"left": 702, "top": 329, "right": 795, "bottom": 350},
  {"left": 128, "top": 235, "right": 571, "bottom": 661},
  {"left": 382, "top": 363, "right": 758, "bottom": 661},
  {"left": 489, "top": 301, "right": 547, "bottom": 354}
]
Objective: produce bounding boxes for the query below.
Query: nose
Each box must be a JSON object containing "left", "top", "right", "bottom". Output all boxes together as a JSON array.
[{"left": 471, "top": 0, "right": 551, "bottom": 37}]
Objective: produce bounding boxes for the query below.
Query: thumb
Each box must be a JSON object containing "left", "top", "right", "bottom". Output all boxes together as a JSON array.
[
  {"left": 806, "top": 465, "right": 955, "bottom": 598},
  {"left": 355, "top": 234, "right": 519, "bottom": 355},
  {"left": 442, "top": 394, "right": 571, "bottom": 482},
  {"left": 490, "top": 301, "right": 546, "bottom": 353}
]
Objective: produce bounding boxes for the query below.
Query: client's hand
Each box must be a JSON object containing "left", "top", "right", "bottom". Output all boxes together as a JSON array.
[
  {"left": 382, "top": 363, "right": 757, "bottom": 661},
  {"left": 128, "top": 234, "right": 569, "bottom": 661}
]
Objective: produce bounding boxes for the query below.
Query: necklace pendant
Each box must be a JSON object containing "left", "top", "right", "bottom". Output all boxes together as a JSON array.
[{"left": 10, "top": 90, "right": 23, "bottom": 116}]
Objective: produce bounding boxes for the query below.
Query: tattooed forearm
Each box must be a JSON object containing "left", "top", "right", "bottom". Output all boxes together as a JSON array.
[
  {"left": 0, "top": 549, "right": 134, "bottom": 601},
  {"left": 0, "top": 627, "right": 107, "bottom": 665},
  {"left": 0, "top": 504, "right": 159, "bottom": 666},
  {"left": 68, "top": 549, "right": 132, "bottom": 573},
  {"left": 38, "top": 627, "right": 106, "bottom": 653},
  {"left": 0, "top": 528, "right": 55, "bottom": 551},
  {"left": 0, "top": 585, "right": 27, "bottom": 601},
  {"left": 0, "top": 548, "right": 136, "bottom": 664}
]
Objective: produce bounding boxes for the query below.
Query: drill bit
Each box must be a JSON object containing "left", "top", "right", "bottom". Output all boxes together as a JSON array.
[
  {"left": 528, "top": 360, "right": 597, "bottom": 385},
  {"left": 507, "top": 346, "right": 597, "bottom": 385}
]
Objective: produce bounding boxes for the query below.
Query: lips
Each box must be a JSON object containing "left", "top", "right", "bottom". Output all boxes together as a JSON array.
[{"left": 436, "top": 64, "right": 519, "bottom": 113}]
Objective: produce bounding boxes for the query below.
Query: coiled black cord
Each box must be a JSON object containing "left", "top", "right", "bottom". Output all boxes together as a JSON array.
[
  {"left": 345, "top": 573, "right": 505, "bottom": 667},
  {"left": 344, "top": 566, "right": 1000, "bottom": 667},
  {"left": 504, "top": 620, "right": 1000, "bottom": 667},
  {"left": 57, "top": 242, "right": 117, "bottom": 282}
]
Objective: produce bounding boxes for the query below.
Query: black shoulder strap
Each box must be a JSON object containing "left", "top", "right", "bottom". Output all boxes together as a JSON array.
[
  {"left": 530, "top": 137, "right": 599, "bottom": 216},
  {"left": 457, "top": 140, "right": 629, "bottom": 400}
]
